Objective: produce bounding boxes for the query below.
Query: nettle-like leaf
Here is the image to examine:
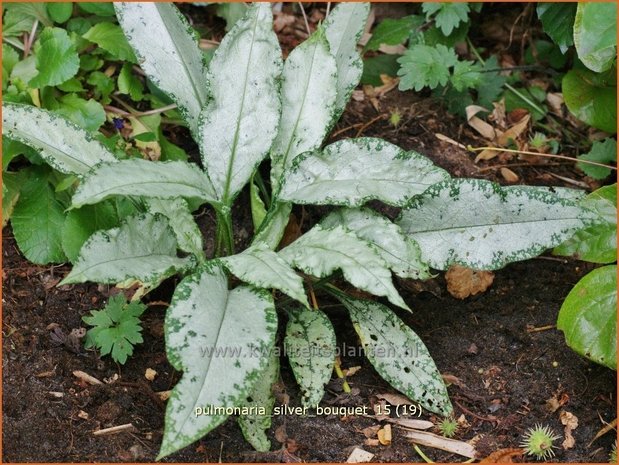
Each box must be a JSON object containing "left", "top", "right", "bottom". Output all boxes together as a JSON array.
[
  {"left": 557, "top": 265, "right": 617, "bottom": 370},
  {"left": 270, "top": 28, "right": 338, "bottom": 189},
  {"left": 60, "top": 213, "right": 192, "bottom": 285},
  {"left": 238, "top": 350, "right": 279, "bottom": 452},
  {"left": 160, "top": 263, "right": 277, "bottom": 459},
  {"left": 221, "top": 242, "right": 309, "bottom": 308},
  {"left": 398, "top": 44, "right": 458, "bottom": 92},
  {"left": 554, "top": 184, "right": 617, "bottom": 264},
  {"left": 199, "top": 4, "right": 282, "bottom": 203},
  {"left": 147, "top": 198, "right": 204, "bottom": 260},
  {"left": 2, "top": 103, "right": 116, "bottom": 175},
  {"left": 573, "top": 2, "right": 617, "bottom": 73},
  {"left": 284, "top": 307, "right": 336, "bottom": 408},
  {"left": 398, "top": 179, "right": 596, "bottom": 270},
  {"left": 280, "top": 224, "right": 409, "bottom": 310},
  {"left": 323, "top": 2, "right": 370, "bottom": 124},
  {"left": 321, "top": 208, "right": 430, "bottom": 280},
  {"left": 114, "top": 2, "right": 209, "bottom": 134},
  {"left": 280, "top": 138, "right": 449, "bottom": 207},
  {"left": 577, "top": 138, "right": 617, "bottom": 180},
  {"left": 70, "top": 159, "right": 217, "bottom": 209},
  {"left": 422, "top": 2, "right": 470, "bottom": 36},
  {"left": 337, "top": 294, "right": 453, "bottom": 416}
]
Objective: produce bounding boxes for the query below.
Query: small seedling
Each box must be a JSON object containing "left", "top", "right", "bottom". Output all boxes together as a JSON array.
[
  {"left": 389, "top": 109, "right": 402, "bottom": 127},
  {"left": 82, "top": 294, "right": 146, "bottom": 364},
  {"left": 520, "top": 424, "right": 560, "bottom": 460},
  {"left": 437, "top": 417, "right": 458, "bottom": 438}
]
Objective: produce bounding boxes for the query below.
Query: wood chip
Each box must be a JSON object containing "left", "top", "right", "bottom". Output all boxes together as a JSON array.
[
  {"left": 47, "top": 391, "right": 64, "bottom": 399},
  {"left": 77, "top": 410, "right": 89, "bottom": 420},
  {"left": 403, "top": 430, "right": 476, "bottom": 458},
  {"left": 445, "top": 265, "right": 494, "bottom": 299},
  {"left": 376, "top": 392, "right": 413, "bottom": 405},
  {"left": 362, "top": 425, "right": 381, "bottom": 438},
  {"left": 346, "top": 447, "right": 374, "bottom": 463},
  {"left": 73, "top": 370, "right": 103, "bottom": 385},
  {"left": 479, "top": 448, "right": 524, "bottom": 463},
  {"left": 93, "top": 423, "right": 136, "bottom": 436},
  {"left": 435, "top": 133, "right": 467, "bottom": 150},
  {"left": 144, "top": 368, "right": 157, "bottom": 381},
  {"left": 156, "top": 390, "right": 172, "bottom": 401},
  {"left": 500, "top": 167, "right": 519, "bottom": 183}
]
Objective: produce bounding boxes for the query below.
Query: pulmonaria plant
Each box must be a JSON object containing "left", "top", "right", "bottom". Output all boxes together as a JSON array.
[{"left": 2, "top": 2, "right": 604, "bottom": 458}]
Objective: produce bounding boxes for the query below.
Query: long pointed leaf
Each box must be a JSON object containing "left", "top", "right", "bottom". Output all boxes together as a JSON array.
[
  {"left": 71, "top": 159, "right": 217, "bottom": 209},
  {"left": 114, "top": 3, "right": 209, "bottom": 134},
  {"left": 199, "top": 3, "right": 282, "bottom": 203},
  {"left": 280, "top": 138, "right": 449, "bottom": 207},
  {"left": 159, "top": 263, "right": 277, "bottom": 459},
  {"left": 398, "top": 179, "right": 596, "bottom": 270},
  {"left": 2, "top": 103, "right": 116, "bottom": 175}
]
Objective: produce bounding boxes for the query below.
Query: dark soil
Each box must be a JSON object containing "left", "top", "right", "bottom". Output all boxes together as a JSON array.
[{"left": 3, "top": 3, "right": 616, "bottom": 463}]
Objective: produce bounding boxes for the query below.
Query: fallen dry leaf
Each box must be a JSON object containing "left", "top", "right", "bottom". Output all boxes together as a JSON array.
[
  {"left": 478, "top": 448, "right": 524, "bottom": 463},
  {"left": 435, "top": 133, "right": 467, "bottom": 149},
  {"left": 498, "top": 114, "right": 530, "bottom": 146},
  {"left": 344, "top": 366, "right": 362, "bottom": 377},
  {"left": 500, "top": 167, "right": 519, "bottom": 183},
  {"left": 446, "top": 265, "right": 495, "bottom": 299},
  {"left": 466, "top": 105, "right": 498, "bottom": 140},
  {"left": 387, "top": 418, "right": 434, "bottom": 430},
  {"left": 77, "top": 410, "right": 89, "bottom": 420},
  {"left": 546, "top": 92, "right": 564, "bottom": 115},
  {"left": 346, "top": 447, "right": 374, "bottom": 463},
  {"left": 362, "top": 425, "right": 381, "bottom": 438},
  {"left": 560, "top": 410, "right": 578, "bottom": 450},
  {"left": 403, "top": 430, "right": 476, "bottom": 458},
  {"left": 376, "top": 392, "right": 413, "bottom": 405},
  {"left": 588, "top": 417, "right": 617, "bottom": 446},
  {"left": 545, "top": 392, "right": 569, "bottom": 413},
  {"left": 378, "top": 424, "right": 392, "bottom": 445},
  {"left": 364, "top": 438, "right": 380, "bottom": 447}
]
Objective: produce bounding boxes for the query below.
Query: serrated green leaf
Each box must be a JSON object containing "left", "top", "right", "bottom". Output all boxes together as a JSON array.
[
  {"left": 87, "top": 71, "right": 114, "bottom": 100},
  {"left": 59, "top": 213, "right": 192, "bottom": 285},
  {"left": 558, "top": 265, "right": 617, "bottom": 370},
  {"left": 61, "top": 201, "right": 123, "bottom": 263},
  {"left": 280, "top": 138, "right": 449, "bottom": 207},
  {"left": 147, "top": 198, "right": 204, "bottom": 259},
  {"left": 280, "top": 224, "right": 409, "bottom": 310},
  {"left": 83, "top": 22, "right": 137, "bottom": 63},
  {"left": 117, "top": 63, "right": 144, "bottom": 101},
  {"left": 238, "top": 350, "right": 279, "bottom": 452},
  {"left": 422, "top": 2, "right": 469, "bottom": 36},
  {"left": 450, "top": 60, "right": 482, "bottom": 91},
  {"left": 47, "top": 3, "right": 73, "bottom": 24},
  {"left": 577, "top": 139, "right": 617, "bottom": 179},
  {"left": 322, "top": 208, "right": 430, "bottom": 280},
  {"left": 562, "top": 68, "right": 617, "bottom": 133},
  {"left": 70, "top": 159, "right": 217, "bottom": 209},
  {"left": 114, "top": 2, "right": 209, "bottom": 135},
  {"left": 199, "top": 4, "right": 282, "bottom": 203},
  {"left": 222, "top": 242, "right": 309, "bottom": 308},
  {"left": 338, "top": 294, "right": 453, "bottom": 416},
  {"left": 365, "top": 15, "right": 420, "bottom": 51},
  {"left": 323, "top": 2, "right": 370, "bottom": 122},
  {"left": 398, "top": 179, "right": 596, "bottom": 270},
  {"left": 397, "top": 44, "right": 457, "bottom": 91},
  {"left": 573, "top": 3, "right": 617, "bottom": 73},
  {"left": 54, "top": 94, "right": 106, "bottom": 132},
  {"left": 2, "top": 103, "right": 116, "bottom": 175},
  {"left": 554, "top": 184, "right": 617, "bottom": 264},
  {"left": 159, "top": 263, "right": 277, "bottom": 459},
  {"left": 284, "top": 307, "right": 336, "bottom": 408},
  {"left": 11, "top": 169, "right": 67, "bottom": 264},
  {"left": 536, "top": 3, "right": 576, "bottom": 53},
  {"left": 29, "top": 27, "right": 79, "bottom": 88}
]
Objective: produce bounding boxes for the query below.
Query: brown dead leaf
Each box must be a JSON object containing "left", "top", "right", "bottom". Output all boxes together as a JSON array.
[
  {"left": 378, "top": 424, "right": 392, "bottom": 445},
  {"left": 278, "top": 214, "right": 302, "bottom": 249},
  {"left": 344, "top": 366, "right": 362, "bottom": 377},
  {"left": 442, "top": 373, "right": 463, "bottom": 386},
  {"left": 362, "top": 425, "right": 381, "bottom": 438},
  {"left": 498, "top": 114, "right": 530, "bottom": 146},
  {"left": 387, "top": 418, "right": 434, "bottom": 430},
  {"left": 376, "top": 392, "right": 413, "bottom": 405},
  {"left": 500, "top": 167, "right": 519, "bottom": 183},
  {"left": 560, "top": 410, "right": 578, "bottom": 450},
  {"left": 478, "top": 448, "right": 524, "bottom": 463},
  {"left": 545, "top": 392, "right": 569, "bottom": 413},
  {"left": 466, "top": 105, "right": 498, "bottom": 140},
  {"left": 546, "top": 92, "right": 564, "bottom": 115},
  {"left": 364, "top": 438, "right": 380, "bottom": 447},
  {"left": 445, "top": 265, "right": 495, "bottom": 299}
]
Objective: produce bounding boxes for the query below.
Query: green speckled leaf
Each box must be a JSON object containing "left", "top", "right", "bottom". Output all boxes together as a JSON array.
[
  {"left": 252, "top": 201, "right": 292, "bottom": 250},
  {"left": 554, "top": 184, "right": 617, "bottom": 264},
  {"left": 280, "top": 138, "right": 449, "bottom": 207},
  {"left": 398, "top": 179, "right": 595, "bottom": 270},
  {"left": 159, "top": 263, "right": 277, "bottom": 459},
  {"left": 60, "top": 213, "right": 192, "bottom": 285},
  {"left": 322, "top": 208, "right": 430, "bottom": 279},
  {"left": 238, "top": 350, "right": 279, "bottom": 452},
  {"left": 114, "top": 2, "right": 209, "bottom": 135},
  {"left": 285, "top": 307, "right": 336, "bottom": 408},
  {"left": 558, "top": 265, "right": 617, "bottom": 369},
  {"left": 198, "top": 4, "right": 282, "bottom": 203},
  {"left": 71, "top": 159, "right": 217, "bottom": 209},
  {"left": 323, "top": 3, "right": 370, "bottom": 124},
  {"left": 222, "top": 242, "right": 309, "bottom": 308},
  {"left": 338, "top": 294, "right": 452, "bottom": 416},
  {"left": 280, "top": 224, "right": 409, "bottom": 310},
  {"left": 2, "top": 103, "right": 116, "bottom": 175}
]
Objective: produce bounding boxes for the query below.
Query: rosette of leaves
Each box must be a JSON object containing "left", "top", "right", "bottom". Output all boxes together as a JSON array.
[{"left": 2, "top": 2, "right": 604, "bottom": 458}]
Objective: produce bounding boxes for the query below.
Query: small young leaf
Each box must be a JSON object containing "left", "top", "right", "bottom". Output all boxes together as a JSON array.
[
  {"left": 577, "top": 139, "right": 617, "bottom": 179},
  {"left": 557, "top": 265, "right": 617, "bottom": 369},
  {"left": 398, "top": 179, "right": 596, "bottom": 270},
  {"left": 422, "top": 2, "right": 470, "bottom": 36},
  {"left": 450, "top": 60, "right": 483, "bottom": 91},
  {"left": 280, "top": 224, "right": 409, "bottom": 310},
  {"left": 60, "top": 213, "right": 192, "bottom": 285},
  {"left": 83, "top": 22, "right": 137, "bottom": 63},
  {"left": 338, "top": 294, "right": 453, "bottom": 416},
  {"left": 117, "top": 63, "right": 144, "bottom": 101},
  {"left": 71, "top": 159, "right": 217, "bottom": 209},
  {"left": 159, "top": 264, "right": 277, "bottom": 459},
  {"left": 29, "top": 27, "right": 79, "bottom": 88},
  {"left": 47, "top": 2, "right": 73, "bottom": 24},
  {"left": 2, "top": 103, "right": 116, "bottom": 175},
  {"left": 221, "top": 243, "right": 309, "bottom": 308},
  {"left": 554, "top": 184, "right": 617, "bottom": 264},
  {"left": 397, "top": 45, "right": 457, "bottom": 91},
  {"left": 285, "top": 307, "right": 336, "bottom": 408},
  {"left": 573, "top": 2, "right": 617, "bottom": 73},
  {"left": 280, "top": 138, "right": 449, "bottom": 207},
  {"left": 536, "top": 3, "right": 576, "bottom": 53},
  {"left": 321, "top": 208, "right": 430, "bottom": 279}
]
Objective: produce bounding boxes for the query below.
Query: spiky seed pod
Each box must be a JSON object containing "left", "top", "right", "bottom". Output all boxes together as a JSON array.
[
  {"left": 437, "top": 417, "right": 459, "bottom": 438},
  {"left": 520, "top": 424, "right": 560, "bottom": 460},
  {"left": 610, "top": 440, "right": 617, "bottom": 463}
]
